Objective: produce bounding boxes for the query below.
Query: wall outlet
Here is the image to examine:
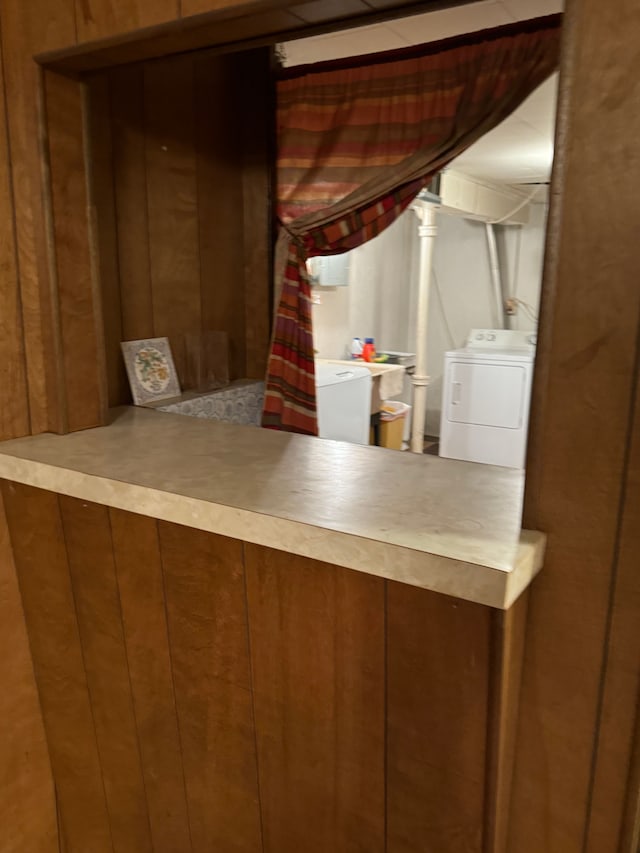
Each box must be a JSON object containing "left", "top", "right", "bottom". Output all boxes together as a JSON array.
[{"left": 505, "top": 298, "right": 518, "bottom": 315}]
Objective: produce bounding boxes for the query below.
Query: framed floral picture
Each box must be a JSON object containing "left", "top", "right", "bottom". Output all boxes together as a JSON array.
[{"left": 121, "top": 337, "right": 181, "bottom": 405}]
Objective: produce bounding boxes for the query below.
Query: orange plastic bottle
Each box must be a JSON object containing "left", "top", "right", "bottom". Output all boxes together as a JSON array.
[{"left": 362, "top": 338, "right": 376, "bottom": 362}]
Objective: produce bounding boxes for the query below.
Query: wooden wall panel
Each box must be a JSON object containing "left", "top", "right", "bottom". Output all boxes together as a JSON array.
[
  {"left": 144, "top": 56, "right": 202, "bottom": 382},
  {"left": 386, "top": 582, "right": 491, "bottom": 853},
  {"left": 110, "top": 509, "right": 192, "bottom": 853},
  {"left": 181, "top": 0, "right": 250, "bottom": 17},
  {"left": 0, "top": 41, "right": 29, "bottom": 441},
  {"left": 110, "top": 64, "right": 154, "bottom": 345},
  {"left": 0, "top": 0, "right": 77, "bottom": 434},
  {"left": 0, "top": 490, "right": 57, "bottom": 853},
  {"left": 485, "top": 591, "right": 529, "bottom": 853},
  {"left": 59, "top": 496, "right": 153, "bottom": 853},
  {"left": 44, "top": 71, "right": 107, "bottom": 431},
  {"left": 159, "top": 522, "right": 262, "bottom": 853},
  {"left": 75, "top": 0, "right": 178, "bottom": 43},
  {"left": 194, "top": 52, "right": 247, "bottom": 379},
  {"left": 1, "top": 482, "right": 113, "bottom": 853},
  {"left": 94, "top": 48, "right": 273, "bottom": 403},
  {"left": 238, "top": 50, "right": 273, "bottom": 379},
  {"left": 584, "top": 346, "right": 640, "bottom": 853},
  {"left": 511, "top": 0, "right": 640, "bottom": 850},
  {"left": 87, "top": 74, "right": 130, "bottom": 408},
  {"left": 245, "top": 545, "right": 385, "bottom": 853}
]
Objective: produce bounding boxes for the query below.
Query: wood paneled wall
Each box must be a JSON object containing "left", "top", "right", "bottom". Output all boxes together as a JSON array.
[
  {"left": 0, "top": 492, "right": 57, "bottom": 853},
  {"left": 0, "top": 1, "right": 639, "bottom": 852},
  {"left": 511, "top": 0, "right": 640, "bottom": 851},
  {"left": 2, "top": 480, "right": 526, "bottom": 853},
  {"left": 89, "top": 47, "right": 273, "bottom": 406}
]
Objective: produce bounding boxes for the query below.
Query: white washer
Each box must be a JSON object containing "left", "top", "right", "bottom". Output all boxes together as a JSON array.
[
  {"left": 315, "top": 363, "right": 372, "bottom": 445},
  {"left": 439, "top": 329, "right": 536, "bottom": 468}
]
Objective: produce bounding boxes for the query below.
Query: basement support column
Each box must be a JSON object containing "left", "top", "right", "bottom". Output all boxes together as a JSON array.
[{"left": 410, "top": 201, "right": 438, "bottom": 454}]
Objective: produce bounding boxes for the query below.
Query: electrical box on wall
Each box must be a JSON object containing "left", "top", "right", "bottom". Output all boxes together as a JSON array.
[{"left": 307, "top": 254, "right": 351, "bottom": 287}]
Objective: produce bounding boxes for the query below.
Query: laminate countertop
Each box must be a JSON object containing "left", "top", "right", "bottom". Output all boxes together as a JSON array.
[{"left": 0, "top": 406, "right": 545, "bottom": 608}]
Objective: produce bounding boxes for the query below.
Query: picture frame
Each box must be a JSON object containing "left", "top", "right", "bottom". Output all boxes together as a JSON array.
[{"left": 121, "top": 337, "right": 181, "bottom": 405}]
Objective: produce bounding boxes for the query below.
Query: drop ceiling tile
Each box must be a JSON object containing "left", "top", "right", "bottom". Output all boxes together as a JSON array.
[
  {"left": 499, "top": 0, "right": 564, "bottom": 20},
  {"left": 282, "top": 24, "right": 409, "bottom": 65},
  {"left": 290, "top": 0, "right": 371, "bottom": 24},
  {"left": 386, "top": 2, "right": 513, "bottom": 44}
]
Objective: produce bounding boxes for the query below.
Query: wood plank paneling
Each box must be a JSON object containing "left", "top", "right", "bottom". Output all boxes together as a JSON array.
[
  {"left": 181, "top": 0, "right": 252, "bottom": 17},
  {"left": 238, "top": 49, "right": 273, "bottom": 379},
  {"left": 159, "top": 522, "right": 262, "bottom": 853},
  {"left": 584, "top": 345, "right": 640, "bottom": 853},
  {"left": 97, "top": 48, "right": 273, "bottom": 403},
  {"left": 619, "top": 708, "right": 640, "bottom": 852},
  {"left": 44, "top": 71, "right": 107, "bottom": 431},
  {"left": 110, "top": 508, "right": 192, "bottom": 853},
  {"left": 0, "top": 0, "right": 77, "bottom": 433},
  {"left": 512, "top": 0, "right": 640, "bottom": 850},
  {"left": 0, "top": 489, "right": 57, "bottom": 853},
  {"left": 245, "top": 545, "right": 385, "bottom": 853},
  {"left": 386, "top": 582, "right": 491, "bottom": 853},
  {"left": 194, "top": 52, "right": 246, "bottom": 379},
  {"left": 485, "top": 591, "right": 529, "bottom": 853},
  {"left": 144, "top": 56, "right": 201, "bottom": 383},
  {"left": 0, "top": 41, "right": 29, "bottom": 440},
  {"left": 75, "top": 0, "right": 178, "bottom": 43},
  {"left": 87, "top": 74, "right": 129, "bottom": 408},
  {"left": 59, "top": 496, "right": 152, "bottom": 853},
  {"left": 1, "top": 482, "right": 112, "bottom": 853},
  {"left": 110, "top": 64, "right": 154, "bottom": 345}
]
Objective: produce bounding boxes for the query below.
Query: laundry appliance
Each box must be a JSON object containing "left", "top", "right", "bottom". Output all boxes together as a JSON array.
[
  {"left": 315, "top": 363, "right": 372, "bottom": 445},
  {"left": 439, "top": 329, "right": 536, "bottom": 468}
]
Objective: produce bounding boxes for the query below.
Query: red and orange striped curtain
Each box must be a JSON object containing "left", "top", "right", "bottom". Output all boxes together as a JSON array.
[{"left": 263, "top": 16, "right": 562, "bottom": 434}]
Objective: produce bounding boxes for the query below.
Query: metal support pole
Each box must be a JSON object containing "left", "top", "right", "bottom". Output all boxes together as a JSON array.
[{"left": 410, "top": 202, "right": 438, "bottom": 454}]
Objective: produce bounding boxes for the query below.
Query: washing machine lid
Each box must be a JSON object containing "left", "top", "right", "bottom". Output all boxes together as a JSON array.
[{"left": 315, "top": 363, "right": 371, "bottom": 388}]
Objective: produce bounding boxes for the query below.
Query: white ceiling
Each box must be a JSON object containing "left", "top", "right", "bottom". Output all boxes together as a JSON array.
[{"left": 280, "top": 0, "right": 563, "bottom": 187}]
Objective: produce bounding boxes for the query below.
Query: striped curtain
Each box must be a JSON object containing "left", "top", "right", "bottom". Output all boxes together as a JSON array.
[{"left": 263, "top": 15, "right": 562, "bottom": 434}]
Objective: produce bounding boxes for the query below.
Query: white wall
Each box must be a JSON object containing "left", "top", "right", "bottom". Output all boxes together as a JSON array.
[
  {"left": 311, "top": 202, "right": 547, "bottom": 436},
  {"left": 500, "top": 202, "right": 548, "bottom": 330}
]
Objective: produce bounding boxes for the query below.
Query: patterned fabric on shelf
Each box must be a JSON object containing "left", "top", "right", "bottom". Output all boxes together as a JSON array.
[{"left": 158, "top": 382, "right": 265, "bottom": 427}]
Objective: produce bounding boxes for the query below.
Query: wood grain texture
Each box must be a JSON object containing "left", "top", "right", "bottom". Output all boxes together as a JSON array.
[
  {"left": 584, "top": 343, "right": 640, "bottom": 853},
  {"left": 87, "top": 74, "right": 130, "bottom": 408},
  {"left": 485, "top": 592, "right": 529, "bottom": 853},
  {"left": 75, "top": 0, "right": 178, "bottom": 43},
  {"left": 0, "top": 40, "right": 29, "bottom": 440},
  {"left": 97, "top": 48, "right": 273, "bottom": 403},
  {"left": 194, "top": 52, "right": 247, "bottom": 379},
  {"left": 513, "top": 0, "right": 640, "bottom": 850},
  {"left": 144, "top": 56, "right": 201, "bottom": 384},
  {"left": 59, "top": 496, "right": 153, "bottom": 853},
  {"left": 619, "top": 706, "right": 640, "bottom": 853},
  {"left": 181, "top": 0, "right": 254, "bottom": 17},
  {"left": 0, "top": 488, "right": 57, "bottom": 853},
  {"left": 159, "top": 521, "right": 262, "bottom": 853},
  {"left": 44, "top": 71, "right": 107, "bottom": 431},
  {"left": 386, "top": 581, "right": 491, "bottom": 853},
  {"left": 238, "top": 49, "right": 273, "bottom": 379},
  {"left": 245, "top": 544, "right": 385, "bottom": 853},
  {"left": 110, "top": 508, "right": 193, "bottom": 853},
  {"left": 0, "top": 0, "right": 77, "bottom": 433},
  {"left": 1, "top": 482, "right": 112, "bottom": 853},
  {"left": 110, "top": 64, "right": 154, "bottom": 345}
]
